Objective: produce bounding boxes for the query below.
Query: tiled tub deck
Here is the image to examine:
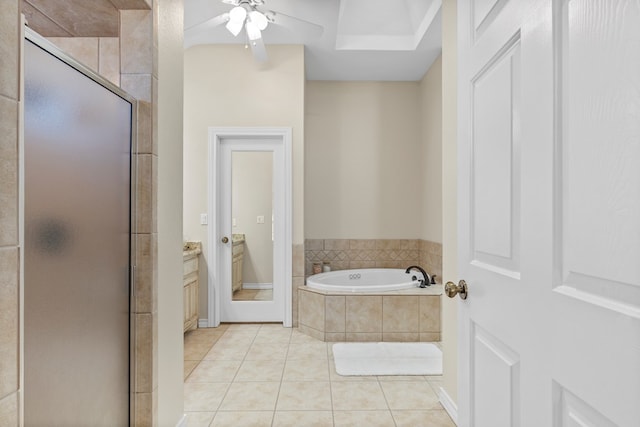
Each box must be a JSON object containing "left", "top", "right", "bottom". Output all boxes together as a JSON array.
[{"left": 298, "top": 285, "right": 442, "bottom": 342}]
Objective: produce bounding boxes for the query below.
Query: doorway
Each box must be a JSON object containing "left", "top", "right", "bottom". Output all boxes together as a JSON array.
[{"left": 208, "top": 128, "right": 292, "bottom": 326}]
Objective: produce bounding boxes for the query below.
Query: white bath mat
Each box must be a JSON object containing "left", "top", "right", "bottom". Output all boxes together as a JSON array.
[{"left": 333, "top": 342, "right": 442, "bottom": 376}]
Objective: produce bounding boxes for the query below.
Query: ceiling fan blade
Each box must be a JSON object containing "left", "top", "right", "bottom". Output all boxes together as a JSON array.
[
  {"left": 222, "top": 0, "right": 240, "bottom": 5},
  {"left": 184, "top": 12, "right": 230, "bottom": 32},
  {"left": 247, "top": 35, "right": 268, "bottom": 62},
  {"left": 265, "top": 9, "right": 324, "bottom": 39}
]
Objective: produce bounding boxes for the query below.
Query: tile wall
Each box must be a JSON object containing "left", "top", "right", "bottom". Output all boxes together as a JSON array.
[
  {"left": 305, "top": 239, "right": 443, "bottom": 283},
  {"left": 1, "top": 3, "right": 157, "bottom": 425},
  {"left": 0, "top": 0, "right": 21, "bottom": 423},
  {"left": 298, "top": 289, "right": 441, "bottom": 342}
]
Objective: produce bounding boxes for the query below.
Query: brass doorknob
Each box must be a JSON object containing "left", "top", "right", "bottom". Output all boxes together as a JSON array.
[
  {"left": 221, "top": 236, "right": 229, "bottom": 244},
  {"left": 445, "top": 280, "right": 468, "bottom": 300}
]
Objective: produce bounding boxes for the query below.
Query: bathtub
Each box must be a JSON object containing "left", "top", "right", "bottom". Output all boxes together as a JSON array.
[{"left": 306, "top": 268, "right": 422, "bottom": 293}]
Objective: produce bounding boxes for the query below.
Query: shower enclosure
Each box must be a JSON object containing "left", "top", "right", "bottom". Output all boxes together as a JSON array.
[{"left": 23, "top": 31, "right": 135, "bottom": 425}]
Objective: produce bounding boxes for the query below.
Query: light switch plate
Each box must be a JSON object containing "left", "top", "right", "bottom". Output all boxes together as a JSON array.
[
  {"left": 257, "top": 215, "right": 265, "bottom": 224},
  {"left": 200, "top": 213, "right": 208, "bottom": 225}
]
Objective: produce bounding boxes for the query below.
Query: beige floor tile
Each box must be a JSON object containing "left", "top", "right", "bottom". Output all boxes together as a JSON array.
[
  {"left": 272, "top": 411, "right": 334, "bottom": 427},
  {"left": 184, "top": 360, "right": 198, "bottom": 380},
  {"left": 225, "top": 323, "right": 262, "bottom": 332},
  {"left": 218, "top": 382, "right": 280, "bottom": 411},
  {"left": 235, "top": 359, "right": 286, "bottom": 382},
  {"left": 276, "top": 381, "right": 332, "bottom": 411},
  {"left": 283, "top": 359, "right": 330, "bottom": 381},
  {"left": 184, "top": 341, "right": 215, "bottom": 361},
  {"left": 330, "top": 382, "right": 388, "bottom": 410},
  {"left": 184, "top": 411, "right": 215, "bottom": 427},
  {"left": 287, "top": 342, "right": 328, "bottom": 360},
  {"left": 254, "top": 325, "right": 293, "bottom": 343},
  {"left": 245, "top": 342, "right": 289, "bottom": 360},
  {"left": 379, "top": 381, "right": 441, "bottom": 410},
  {"left": 184, "top": 382, "right": 230, "bottom": 412},
  {"left": 210, "top": 411, "right": 273, "bottom": 427},
  {"left": 333, "top": 410, "right": 396, "bottom": 426},
  {"left": 392, "top": 410, "right": 457, "bottom": 427},
  {"left": 290, "top": 330, "right": 324, "bottom": 344},
  {"left": 203, "top": 342, "right": 251, "bottom": 361},
  {"left": 377, "top": 375, "right": 429, "bottom": 382},
  {"left": 186, "top": 360, "right": 242, "bottom": 383},
  {"left": 216, "top": 332, "right": 257, "bottom": 346}
]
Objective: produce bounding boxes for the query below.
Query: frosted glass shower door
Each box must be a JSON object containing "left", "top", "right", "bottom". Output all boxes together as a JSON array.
[{"left": 23, "top": 36, "right": 133, "bottom": 426}]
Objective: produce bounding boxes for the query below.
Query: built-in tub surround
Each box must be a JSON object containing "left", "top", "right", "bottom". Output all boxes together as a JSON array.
[
  {"left": 307, "top": 268, "right": 422, "bottom": 293},
  {"left": 298, "top": 281, "right": 442, "bottom": 342},
  {"left": 305, "top": 239, "right": 443, "bottom": 284}
]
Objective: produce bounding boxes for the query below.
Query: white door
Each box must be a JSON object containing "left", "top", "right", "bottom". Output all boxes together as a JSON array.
[
  {"left": 455, "top": 1, "right": 640, "bottom": 426},
  {"left": 209, "top": 128, "right": 292, "bottom": 325}
]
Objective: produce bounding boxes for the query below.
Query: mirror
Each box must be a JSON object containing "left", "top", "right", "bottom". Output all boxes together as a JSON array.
[{"left": 231, "top": 151, "right": 274, "bottom": 301}]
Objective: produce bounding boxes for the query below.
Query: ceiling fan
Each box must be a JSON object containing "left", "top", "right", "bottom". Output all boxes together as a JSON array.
[{"left": 185, "top": 0, "right": 324, "bottom": 62}]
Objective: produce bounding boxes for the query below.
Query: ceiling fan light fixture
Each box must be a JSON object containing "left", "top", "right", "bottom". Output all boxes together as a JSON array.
[
  {"left": 228, "top": 6, "right": 247, "bottom": 23},
  {"left": 245, "top": 20, "right": 262, "bottom": 40},
  {"left": 249, "top": 10, "right": 268, "bottom": 30},
  {"left": 226, "top": 19, "right": 244, "bottom": 36}
]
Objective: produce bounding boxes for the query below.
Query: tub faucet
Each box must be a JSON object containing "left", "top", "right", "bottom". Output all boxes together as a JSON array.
[{"left": 405, "top": 265, "right": 431, "bottom": 288}]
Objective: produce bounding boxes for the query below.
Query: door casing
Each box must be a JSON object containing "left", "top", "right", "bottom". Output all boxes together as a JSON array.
[{"left": 208, "top": 127, "right": 292, "bottom": 327}]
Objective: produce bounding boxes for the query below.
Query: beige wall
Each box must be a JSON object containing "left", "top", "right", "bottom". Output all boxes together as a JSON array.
[
  {"left": 442, "top": 0, "right": 459, "bottom": 408},
  {"left": 305, "top": 81, "right": 426, "bottom": 239},
  {"left": 232, "top": 151, "right": 273, "bottom": 284},
  {"left": 156, "top": 0, "right": 185, "bottom": 424},
  {"left": 183, "top": 44, "right": 305, "bottom": 317},
  {"left": 419, "top": 56, "right": 443, "bottom": 244}
]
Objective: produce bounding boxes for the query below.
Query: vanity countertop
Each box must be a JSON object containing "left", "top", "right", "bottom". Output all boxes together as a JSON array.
[
  {"left": 232, "top": 234, "right": 245, "bottom": 245},
  {"left": 183, "top": 241, "right": 202, "bottom": 257}
]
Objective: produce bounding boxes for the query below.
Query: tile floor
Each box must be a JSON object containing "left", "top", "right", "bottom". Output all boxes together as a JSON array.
[
  {"left": 184, "top": 324, "right": 455, "bottom": 427},
  {"left": 233, "top": 289, "right": 273, "bottom": 301}
]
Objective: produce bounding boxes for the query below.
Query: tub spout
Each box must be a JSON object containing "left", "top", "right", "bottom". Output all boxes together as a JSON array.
[{"left": 405, "top": 265, "right": 431, "bottom": 288}]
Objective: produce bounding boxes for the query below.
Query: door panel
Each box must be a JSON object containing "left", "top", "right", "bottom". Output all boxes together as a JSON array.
[
  {"left": 458, "top": 0, "right": 640, "bottom": 426},
  {"left": 24, "top": 37, "right": 131, "bottom": 426}
]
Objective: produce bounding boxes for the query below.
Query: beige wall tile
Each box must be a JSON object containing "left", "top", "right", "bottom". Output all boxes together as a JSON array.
[
  {"left": 346, "top": 296, "right": 381, "bottom": 333},
  {"left": 325, "top": 332, "right": 346, "bottom": 342},
  {"left": 420, "top": 333, "right": 441, "bottom": 342},
  {"left": 419, "top": 296, "right": 441, "bottom": 333},
  {"left": 299, "top": 289, "right": 325, "bottom": 331},
  {"left": 324, "top": 239, "right": 349, "bottom": 250},
  {"left": 135, "top": 313, "right": 157, "bottom": 393},
  {"left": 121, "top": 73, "right": 152, "bottom": 102},
  {"left": 325, "top": 296, "right": 345, "bottom": 333},
  {"left": 297, "top": 324, "right": 325, "bottom": 342},
  {"left": 382, "top": 296, "right": 419, "bottom": 333},
  {"left": 47, "top": 37, "right": 99, "bottom": 71},
  {"left": 345, "top": 332, "right": 382, "bottom": 342},
  {"left": 120, "top": 10, "right": 153, "bottom": 74},
  {"left": 98, "top": 37, "right": 120, "bottom": 86},
  {"left": 0, "top": 0, "right": 19, "bottom": 99},
  {"left": 375, "top": 260, "right": 405, "bottom": 269},
  {"left": 376, "top": 239, "right": 401, "bottom": 250},
  {"left": 135, "top": 233, "right": 157, "bottom": 313},
  {"left": 134, "top": 391, "right": 157, "bottom": 427},
  {"left": 0, "top": 97, "right": 17, "bottom": 247},
  {"left": 136, "top": 100, "right": 153, "bottom": 154},
  {"left": 0, "top": 392, "right": 18, "bottom": 425},
  {"left": 0, "top": 248, "right": 18, "bottom": 398},
  {"left": 349, "top": 239, "right": 376, "bottom": 250},
  {"left": 400, "top": 239, "right": 420, "bottom": 250},
  {"left": 135, "top": 154, "right": 153, "bottom": 234},
  {"left": 305, "top": 239, "right": 323, "bottom": 250},
  {"left": 292, "top": 277, "right": 304, "bottom": 327},
  {"left": 382, "top": 332, "right": 420, "bottom": 342},
  {"left": 292, "top": 244, "right": 305, "bottom": 277}
]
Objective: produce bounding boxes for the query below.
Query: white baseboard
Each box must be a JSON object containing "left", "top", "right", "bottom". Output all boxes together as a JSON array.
[
  {"left": 198, "top": 319, "right": 209, "bottom": 328},
  {"left": 242, "top": 282, "right": 273, "bottom": 290},
  {"left": 438, "top": 386, "right": 458, "bottom": 425},
  {"left": 176, "top": 414, "right": 188, "bottom": 427}
]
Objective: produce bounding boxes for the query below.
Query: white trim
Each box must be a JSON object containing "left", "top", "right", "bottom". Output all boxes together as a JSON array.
[
  {"left": 438, "top": 386, "right": 459, "bottom": 425},
  {"left": 198, "top": 319, "right": 209, "bottom": 328},
  {"left": 242, "top": 283, "right": 273, "bottom": 290},
  {"left": 175, "top": 414, "right": 188, "bottom": 427},
  {"left": 208, "top": 127, "right": 293, "bottom": 328}
]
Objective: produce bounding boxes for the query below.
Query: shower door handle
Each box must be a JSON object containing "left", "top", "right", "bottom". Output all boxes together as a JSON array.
[{"left": 221, "top": 236, "right": 229, "bottom": 244}]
